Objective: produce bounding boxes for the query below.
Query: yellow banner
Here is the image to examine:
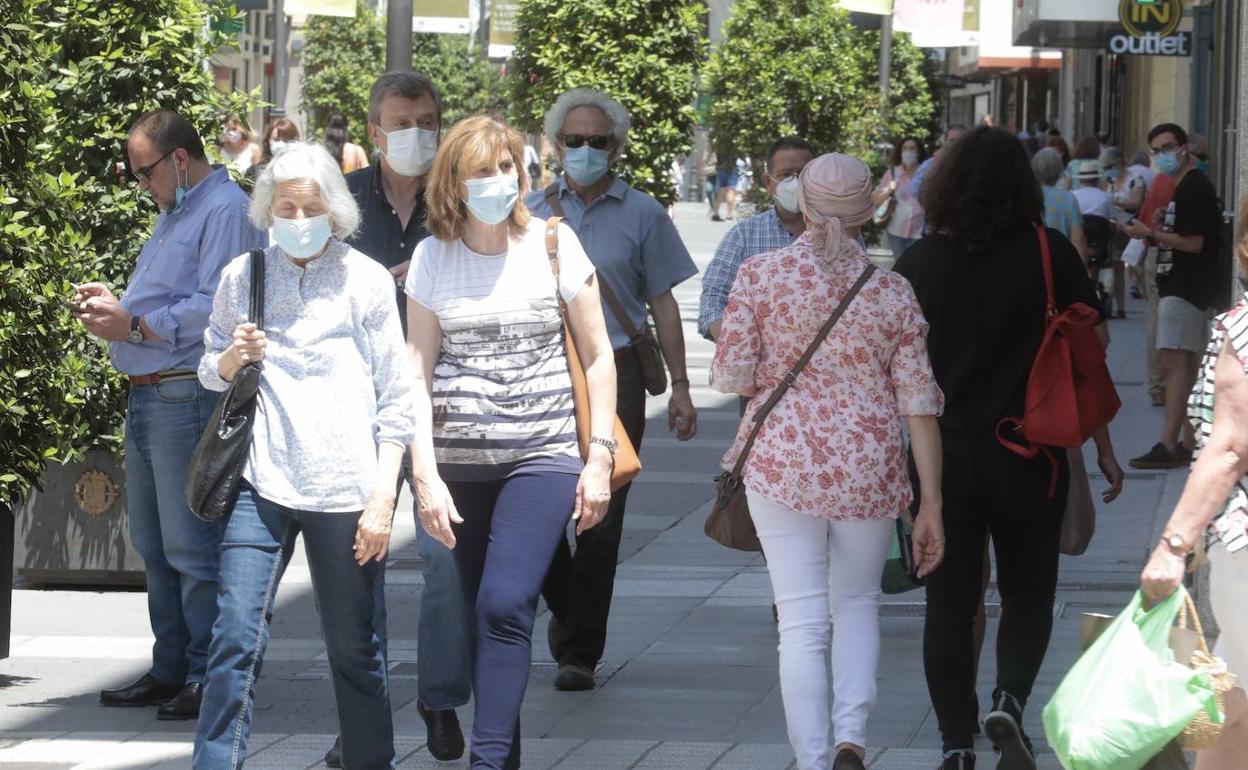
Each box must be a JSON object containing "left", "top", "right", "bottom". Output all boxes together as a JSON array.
[
  {"left": 839, "top": 0, "right": 893, "bottom": 13},
  {"left": 286, "top": 0, "right": 354, "bottom": 17}
]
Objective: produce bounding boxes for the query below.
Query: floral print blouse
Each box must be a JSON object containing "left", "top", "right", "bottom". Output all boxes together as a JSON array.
[{"left": 710, "top": 232, "right": 944, "bottom": 520}]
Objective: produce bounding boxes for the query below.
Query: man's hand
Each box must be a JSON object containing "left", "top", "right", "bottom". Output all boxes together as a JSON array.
[
  {"left": 1122, "top": 218, "right": 1152, "bottom": 241},
  {"left": 668, "top": 384, "right": 697, "bottom": 440},
  {"left": 77, "top": 293, "right": 132, "bottom": 342},
  {"left": 389, "top": 260, "right": 411, "bottom": 287}
]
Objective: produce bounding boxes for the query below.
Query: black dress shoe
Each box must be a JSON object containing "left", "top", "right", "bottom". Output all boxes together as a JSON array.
[
  {"left": 324, "top": 736, "right": 342, "bottom": 768},
  {"left": 418, "top": 702, "right": 465, "bottom": 761},
  {"left": 155, "top": 682, "right": 202, "bottom": 721},
  {"left": 554, "top": 663, "right": 594, "bottom": 691},
  {"left": 100, "top": 674, "right": 183, "bottom": 707},
  {"left": 832, "top": 748, "right": 866, "bottom": 770}
]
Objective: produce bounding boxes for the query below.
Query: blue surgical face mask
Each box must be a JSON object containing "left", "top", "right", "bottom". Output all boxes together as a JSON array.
[
  {"left": 172, "top": 163, "right": 189, "bottom": 211},
  {"left": 562, "top": 145, "right": 610, "bottom": 186},
  {"left": 1156, "top": 150, "right": 1182, "bottom": 176},
  {"left": 1106, "top": 167, "right": 1121, "bottom": 181},
  {"left": 1195, "top": 158, "right": 1211, "bottom": 176},
  {"left": 464, "top": 174, "right": 519, "bottom": 225},
  {"left": 272, "top": 214, "right": 333, "bottom": 259}
]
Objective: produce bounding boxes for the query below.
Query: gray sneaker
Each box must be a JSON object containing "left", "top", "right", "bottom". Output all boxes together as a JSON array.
[{"left": 983, "top": 691, "right": 1036, "bottom": 770}]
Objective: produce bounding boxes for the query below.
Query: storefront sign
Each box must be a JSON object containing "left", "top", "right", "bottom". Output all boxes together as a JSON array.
[{"left": 1107, "top": 0, "right": 1189, "bottom": 57}]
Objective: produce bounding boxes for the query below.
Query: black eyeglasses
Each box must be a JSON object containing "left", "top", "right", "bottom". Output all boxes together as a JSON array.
[
  {"left": 127, "top": 149, "right": 174, "bottom": 183},
  {"left": 559, "top": 133, "right": 614, "bottom": 150},
  {"left": 1149, "top": 142, "right": 1181, "bottom": 156}
]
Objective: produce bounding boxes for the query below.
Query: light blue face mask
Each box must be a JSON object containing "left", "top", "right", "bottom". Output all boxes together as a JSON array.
[
  {"left": 1156, "top": 150, "right": 1182, "bottom": 176},
  {"left": 464, "top": 174, "right": 519, "bottom": 225},
  {"left": 1195, "top": 158, "right": 1211, "bottom": 176},
  {"left": 272, "top": 214, "right": 333, "bottom": 259},
  {"left": 172, "top": 163, "right": 189, "bottom": 210},
  {"left": 563, "top": 145, "right": 610, "bottom": 186}
]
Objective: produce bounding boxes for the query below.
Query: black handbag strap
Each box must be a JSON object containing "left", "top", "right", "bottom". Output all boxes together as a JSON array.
[
  {"left": 728, "top": 263, "right": 876, "bottom": 476},
  {"left": 544, "top": 182, "right": 647, "bottom": 343},
  {"left": 248, "top": 248, "right": 265, "bottom": 329}
]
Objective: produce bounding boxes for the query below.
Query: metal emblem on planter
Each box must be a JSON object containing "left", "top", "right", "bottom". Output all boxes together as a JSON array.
[{"left": 74, "top": 470, "right": 119, "bottom": 516}]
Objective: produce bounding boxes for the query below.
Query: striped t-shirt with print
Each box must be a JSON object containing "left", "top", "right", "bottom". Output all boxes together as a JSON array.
[
  {"left": 405, "top": 218, "right": 595, "bottom": 479},
  {"left": 1188, "top": 293, "right": 1248, "bottom": 553}
]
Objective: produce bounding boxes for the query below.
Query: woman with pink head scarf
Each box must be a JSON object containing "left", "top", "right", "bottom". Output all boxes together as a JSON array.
[{"left": 711, "top": 153, "right": 946, "bottom": 770}]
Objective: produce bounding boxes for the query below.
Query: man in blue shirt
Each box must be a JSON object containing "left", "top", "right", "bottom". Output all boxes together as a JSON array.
[
  {"left": 698, "top": 136, "right": 816, "bottom": 342},
  {"left": 74, "top": 110, "right": 265, "bottom": 720},
  {"left": 528, "top": 88, "right": 699, "bottom": 692}
]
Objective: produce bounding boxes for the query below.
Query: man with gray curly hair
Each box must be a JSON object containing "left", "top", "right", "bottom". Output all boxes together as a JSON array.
[{"left": 528, "top": 87, "right": 700, "bottom": 692}]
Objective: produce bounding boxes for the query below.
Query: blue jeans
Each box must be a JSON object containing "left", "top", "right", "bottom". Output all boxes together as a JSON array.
[
  {"left": 123, "top": 379, "right": 221, "bottom": 684},
  {"left": 447, "top": 471, "right": 577, "bottom": 770},
  {"left": 195, "top": 486, "right": 393, "bottom": 770},
  {"left": 416, "top": 520, "right": 471, "bottom": 708}
]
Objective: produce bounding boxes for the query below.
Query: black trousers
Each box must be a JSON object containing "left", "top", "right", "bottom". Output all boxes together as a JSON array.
[
  {"left": 923, "top": 430, "right": 1069, "bottom": 752},
  {"left": 540, "top": 348, "right": 647, "bottom": 670}
]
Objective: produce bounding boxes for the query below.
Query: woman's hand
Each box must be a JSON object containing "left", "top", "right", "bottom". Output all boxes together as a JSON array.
[
  {"left": 573, "top": 447, "right": 613, "bottom": 535},
  {"left": 354, "top": 490, "right": 397, "bottom": 566},
  {"left": 911, "top": 501, "right": 945, "bottom": 580},
  {"left": 415, "top": 474, "right": 462, "bottom": 549},
  {"left": 1098, "top": 451, "right": 1125, "bottom": 503},
  {"left": 219, "top": 322, "right": 266, "bottom": 382},
  {"left": 1140, "top": 541, "right": 1187, "bottom": 605}
]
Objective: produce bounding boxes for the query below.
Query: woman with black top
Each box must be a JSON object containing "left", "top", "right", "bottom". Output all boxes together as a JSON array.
[{"left": 894, "top": 127, "right": 1125, "bottom": 770}]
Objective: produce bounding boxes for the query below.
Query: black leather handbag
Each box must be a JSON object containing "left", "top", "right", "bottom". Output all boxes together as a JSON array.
[{"left": 186, "top": 248, "right": 265, "bottom": 522}]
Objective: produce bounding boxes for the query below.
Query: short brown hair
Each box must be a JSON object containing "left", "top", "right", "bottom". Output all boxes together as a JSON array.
[{"left": 425, "top": 115, "right": 531, "bottom": 242}]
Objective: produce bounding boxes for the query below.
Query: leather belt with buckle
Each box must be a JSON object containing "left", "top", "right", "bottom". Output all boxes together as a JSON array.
[{"left": 128, "top": 370, "right": 198, "bottom": 386}]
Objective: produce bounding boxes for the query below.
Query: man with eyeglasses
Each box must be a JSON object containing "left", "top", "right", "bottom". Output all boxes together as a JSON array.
[
  {"left": 527, "top": 87, "right": 699, "bottom": 692},
  {"left": 74, "top": 109, "right": 264, "bottom": 720},
  {"left": 1123, "top": 122, "right": 1223, "bottom": 469},
  {"left": 698, "top": 136, "right": 816, "bottom": 343}
]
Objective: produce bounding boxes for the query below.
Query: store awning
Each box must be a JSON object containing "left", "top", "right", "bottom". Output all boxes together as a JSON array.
[{"left": 1013, "top": 0, "right": 1119, "bottom": 47}]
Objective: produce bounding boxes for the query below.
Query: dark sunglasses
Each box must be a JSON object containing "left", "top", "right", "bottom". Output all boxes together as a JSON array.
[
  {"left": 125, "top": 148, "right": 175, "bottom": 183},
  {"left": 559, "top": 133, "right": 613, "bottom": 150}
]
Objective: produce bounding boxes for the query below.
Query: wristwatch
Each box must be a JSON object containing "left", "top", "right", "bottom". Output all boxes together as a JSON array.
[
  {"left": 1162, "top": 530, "right": 1192, "bottom": 555},
  {"left": 589, "top": 436, "right": 618, "bottom": 456},
  {"left": 127, "top": 314, "right": 144, "bottom": 345}
]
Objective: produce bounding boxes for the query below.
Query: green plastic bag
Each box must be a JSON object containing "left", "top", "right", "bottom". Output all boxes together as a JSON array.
[{"left": 1043, "top": 587, "right": 1221, "bottom": 770}]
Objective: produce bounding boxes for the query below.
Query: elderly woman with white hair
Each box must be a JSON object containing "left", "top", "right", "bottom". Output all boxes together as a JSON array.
[
  {"left": 527, "top": 87, "right": 700, "bottom": 692},
  {"left": 193, "top": 142, "right": 413, "bottom": 770},
  {"left": 711, "top": 153, "right": 946, "bottom": 770}
]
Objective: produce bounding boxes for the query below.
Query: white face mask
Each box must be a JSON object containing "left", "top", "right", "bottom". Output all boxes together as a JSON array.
[
  {"left": 224, "top": 128, "right": 244, "bottom": 143},
  {"left": 269, "top": 140, "right": 289, "bottom": 155},
  {"left": 272, "top": 214, "right": 333, "bottom": 259},
  {"left": 464, "top": 174, "right": 519, "bottom": 225},
  {"left": 901, "top": 150, "right": 919, "bottom": 167},
  {"left": 381, "top": 126, "right": 438, "bottom": 177},
  {"left": 774, "top": 176, "right": 801, "bottom": 214}
]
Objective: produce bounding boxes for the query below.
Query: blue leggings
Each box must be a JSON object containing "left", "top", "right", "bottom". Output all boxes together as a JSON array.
[{"left": 446, "top": 471, "right": 577, "bottom": 770}]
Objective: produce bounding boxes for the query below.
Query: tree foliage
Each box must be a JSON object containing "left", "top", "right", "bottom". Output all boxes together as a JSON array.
[
  {"left": 301, "top": 1, "right": 506, "bottom": 151},
  {"left": 705, "top": 0, "right": 938, "bottom": 179},
  {"left": 507, "top": 0, "right": 707, "bottom": 205},
  {"left": 0, "top": 0, "right": 255, "bottom": 510}
]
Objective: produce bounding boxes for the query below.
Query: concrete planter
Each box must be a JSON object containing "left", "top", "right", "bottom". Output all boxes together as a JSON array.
[{"left": 15, "top": 448, "right": 145, "bottom": 586}]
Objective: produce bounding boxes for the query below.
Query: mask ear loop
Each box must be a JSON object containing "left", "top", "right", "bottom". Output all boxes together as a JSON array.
[{"left": 174, "top": 159, "right": 189, "bottom": 209}]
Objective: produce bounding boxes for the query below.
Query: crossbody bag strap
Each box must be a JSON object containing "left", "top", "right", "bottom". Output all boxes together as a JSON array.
[
  {"left": 728, "top": 263, "right": 877, "bottom": 476},
  {"left": 544, "top": 216, "right": 565, "bottom": 301},
  {"left": 248, "top": 248, "right": 265, "bottom": 329},
  {"left": 544, "top": 182, "right": 645, "bottom": 341},
  {"left": 1036, "top": 225, "right": 1056, "bottom": 318}
]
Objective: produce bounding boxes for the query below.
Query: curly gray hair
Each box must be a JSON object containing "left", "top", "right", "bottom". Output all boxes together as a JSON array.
[
  {"left": 249, "top": 142, "right": 360, "bottom": 239},
  {"left": 543, "top": 88, "right": 631, "bottom": 158}
]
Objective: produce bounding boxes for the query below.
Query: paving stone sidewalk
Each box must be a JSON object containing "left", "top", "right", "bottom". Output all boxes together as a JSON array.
[{"left": 0, "top": 203, "right": 1186, "bottom": 769}]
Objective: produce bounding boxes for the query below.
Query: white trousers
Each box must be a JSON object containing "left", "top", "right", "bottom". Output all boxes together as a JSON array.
[
  {"left": 1209, "top": 543, "right": 1248, "bottom": 682},
  {"left": 747, "top": 491, "right": 893, "bottom": 770}
]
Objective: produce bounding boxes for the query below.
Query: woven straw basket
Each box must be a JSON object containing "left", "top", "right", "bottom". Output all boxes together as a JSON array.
[{"left": 1176, "top": 593, "right": 1238, "bottom": 750}]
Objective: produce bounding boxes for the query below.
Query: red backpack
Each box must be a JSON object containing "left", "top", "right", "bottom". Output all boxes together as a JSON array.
[{"left": 997, "top": 227, "right": 1121, "bottom": 493}]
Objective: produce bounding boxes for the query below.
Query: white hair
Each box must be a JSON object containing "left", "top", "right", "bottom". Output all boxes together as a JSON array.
[
  {"left": 543, "top": 88, "right": 631, "bottom": 158},
  {"left": 249, "top": 141, "right": 359, "bottom": 239}
]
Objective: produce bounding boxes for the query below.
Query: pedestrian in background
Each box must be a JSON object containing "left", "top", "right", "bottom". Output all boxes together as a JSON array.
[
  {"left": 324, "top": 111, "right": 370, "bottom": 174},
  {"left": 193, "top": 142, "right": 413, "bottom": 770},
  {"left": 1140, "top": 196, "right": 1248, "bottom": 770},
  {"left": 332, "top": 71, "right": 471, "bottom": 766},
  {"left": 711, "top": 152, "right": 946, "bottom": 770},
  {"left": 908, "top": 125, "right": 966, "bottom": 203},
  {"left": 896, "top": 126, "right": 1123, "bottom": 770},
  {"left": 405, "top": 114, "right": 616, "bottom": 770},
  {"left": 528, "top": 87, "right": 699, "bottom": 692},
  {"left": 81, "top": 109, "right": 266, "bottom": 721},
  {"left": 1101, "top": 147, "right": 1146, "bottom": 319},
  {"left": 1031, "top": 147, "right": 1088, "bottom": 262},
  {"left": 871, "top": 135, "right": 927, "bottom": 258},
  {"left": 217, "top": 112, "right": 262, "bottom": 176},
  {"left": 699, "top": 136, "right": 816, "bottom": 343},
  {"left": 712, "top": 155, "right": 740, "bottom": 222},
  {"left": 1124, "top": 122, "right": 1223, "bottom": 470},
  {"left": 256, "top": 117, "right": 300, "bottom": 175}
]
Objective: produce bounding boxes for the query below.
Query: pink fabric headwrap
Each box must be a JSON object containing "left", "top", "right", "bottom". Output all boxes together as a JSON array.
[{"left": 796, "top": 153, "right": 874, "bottom": 269}]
